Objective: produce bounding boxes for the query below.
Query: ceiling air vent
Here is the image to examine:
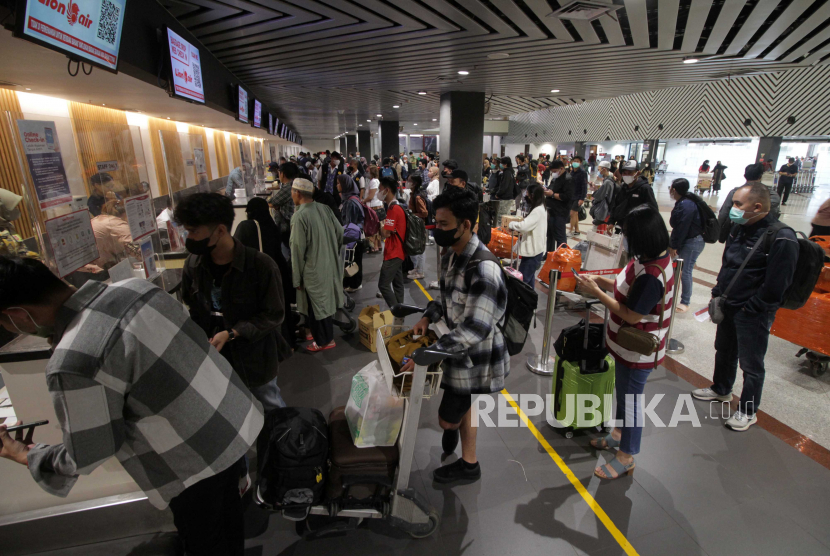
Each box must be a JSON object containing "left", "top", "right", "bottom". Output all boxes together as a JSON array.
[{"left": 546, "top": 1, "right": 621, "bottom": 22}]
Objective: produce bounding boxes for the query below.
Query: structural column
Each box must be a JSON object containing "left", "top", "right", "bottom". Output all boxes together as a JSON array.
[
  {"left": 757, "top": 137, "right": 783, "bottom": 167},
  {"left": 346, "top": 134, "right": 357, "bottom": 156},
  {"left": 573, "top": 142, "right": 586, "bottom": 159},
  {"left": 641, "top": 139, "right": 658, "bottom": 166},
  {"left": 339, "top": 137, "right": 346, "bottom": 155},
  {"left": 439, "top": 91, "right": 485, "bottom": 183},
  {"left": 357, "top": 130, "right": 371, "bottom": 158},
  {"left": 379, "top": 120, "right": 400, "bottom": 161}
]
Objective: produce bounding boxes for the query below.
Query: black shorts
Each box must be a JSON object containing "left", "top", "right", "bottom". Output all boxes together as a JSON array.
[
  {"left": 570, "top": 200, "right": 581, "bottom": 211},
  {"left": 438, "top": 388, "right": 473, "bottom": 425}
]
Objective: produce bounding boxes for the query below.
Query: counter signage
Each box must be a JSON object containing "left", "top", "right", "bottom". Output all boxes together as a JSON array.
[
  {"left": 140, "top": 238, "right": 157, "bottom": 279},
  {"left": 124, "top": 193, "right": 157, "bottom": 241},
  {"left": 16, "top": 119, "right": 73, "bottom": 210},
  {"left": 253, "top": 99, "right": 262, "bottom": 128},
  {"left": 95, "top": 160, "right": 118, "bottom": 173},
  {"left": 238, "top": 86, "right": 249, "bottom": 123},
  {"left": 44, "top": 208, "right": 99, "bottom": 278},
  {"left": 18, "top": 0, "right": 126, "bottom": 72},
  {"left": 167, "top": 28, "right": 204, "bottom": 103}
]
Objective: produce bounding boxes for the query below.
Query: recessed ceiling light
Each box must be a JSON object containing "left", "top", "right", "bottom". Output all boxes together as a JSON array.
[
  {"left": 417, "top": 91, "right": 427, "bottom": 95},
  {"left": 413, "top": 123, "right": 418, "bottom": 126},
  {"left": 377, "top": 114, "right": 382, "bottom": 117},
  {"left": 550, "top": 89, "right": 560, "bottom": 93},
  {"left": 432, "top": 118, "right": 437, "bottom": 121},
  {"left": 25, "top": 88, "right": 31, "bottom": 91},
  {"left": 102, "top": 104, "right": 106, "bottom": 106},
  {"left": 359, "top": 124, "right": 363, "bottom": 126},
  {"left": 683, "top": 57, "right": 699, "bottom": 64},
  {"left": 458, "top": 70, "right": 469, "bottom": 75},
  {"left": 367, "top": 119, "right": 371, "bottom": 122},
  {"left": 167, "top": 117, "right": 171, "bottom": 119},
  {"left": 488, "top": 53, "right": 510, "bottom": 59},
  {"left": 393, "top": 105, "right": 400, "bottom": 108}
]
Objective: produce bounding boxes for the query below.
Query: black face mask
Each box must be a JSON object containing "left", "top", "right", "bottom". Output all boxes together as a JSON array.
[
  {"left": 433, "top": 226, "right": 461, "bottom": 247},
  {"left": 185, "top": 228, "right": 217, "bottom": 256}
]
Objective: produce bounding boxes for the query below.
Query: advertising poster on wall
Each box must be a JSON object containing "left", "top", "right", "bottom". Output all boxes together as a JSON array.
[
  {"left": 44, "top": 208, "right": 99, "bottom": 278},
  {"left": 124, "top": 193, "right": 157, "bottom": 241},
  {"left": 16, "top": 119, "right": 73, "bottom": 210},
  {"left": 167, "top": 28, "right": 204, "bottom": 103},
  {"left": 18, "top": 0, "right": 126, "bottom": 72},
  {"left": 238, "top": 86, "right": 249, "bottom": 123}
]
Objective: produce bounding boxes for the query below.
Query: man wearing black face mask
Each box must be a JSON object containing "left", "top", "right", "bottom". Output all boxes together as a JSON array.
[
  {"left": 176, "top": 193, "right": 287, "bottom": 412},
  {"left": 400, "top": 187, "right": 508, "bottom": 485}
]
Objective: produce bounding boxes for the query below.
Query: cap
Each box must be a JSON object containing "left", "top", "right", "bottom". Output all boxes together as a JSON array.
[
  {"left": 450, "top": 169, "right": 468, "bottom": 182},
  {"left": 621, "top": 160, "right": 639, "bottom": 172},
  {"left": 598, "top": 161, "right": 611, "bottom": 169},
  {"left": 292, "top": 178, "right": 314, "bottom": 193}
]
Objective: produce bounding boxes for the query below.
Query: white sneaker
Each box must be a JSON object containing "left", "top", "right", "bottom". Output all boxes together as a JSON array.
[
  {"left": 725, "top": 410, "right": 757, "bottom": 431},
  {"left": 409, "top": 272, "right": 425, "bottom": 279},
  {"left": 428, "top": 281, "right": 440, "bottom": 290},
  {"left": 691, "top": 387, "right": 732, "bottom": 402}
]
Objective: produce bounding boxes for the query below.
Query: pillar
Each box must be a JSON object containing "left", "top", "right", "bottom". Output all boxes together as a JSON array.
[
  {"left": 757, "top": 136, "right": 782, "bottom": 167},
  {"left": 573, "top": 141, "right": 587, "bottom": 160},
  {"left": 641, "top": 139, "right": 658, "bottom": 166},
  {"left": 346, "top": 134, "right": 357, "bottom": 157},
  {"left": 339, "top": 137, "right": 346, "bottom": 156},
  {"left": 439, "top": 91, "right": 485, "bottom": 184},
  {"left": 357, "top": 130, "right": 371, "bottom": 158},
  {"left": 379, "top": 120, "right": 399, "bottom": 160}
]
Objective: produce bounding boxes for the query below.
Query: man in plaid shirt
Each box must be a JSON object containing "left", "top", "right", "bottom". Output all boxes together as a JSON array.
[
  {"left": 403, "top": 187, "right": 509, "bottom": 485},
  {"left": 0, "top": 258, "right": 262, "bottom": 555}
]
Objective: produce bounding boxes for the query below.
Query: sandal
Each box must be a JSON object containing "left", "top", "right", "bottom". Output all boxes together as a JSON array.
[
  {"left": 590, "top": 433, "right": 620, "bottom": 451},
  {"left": 594, "top": 457, "right": 635, "bottom": 480},
  {"left": 676, "top": 304, "right": 689, "bottom": 313},
  {"left": 306, "top": 341, "right": 336, "bottom": 353}
]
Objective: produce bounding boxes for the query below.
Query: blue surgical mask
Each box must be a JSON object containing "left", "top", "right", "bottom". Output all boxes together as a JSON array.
[
  {"left": 729, "top": 206, "right": 749, "bottom": 224},
  {"left": 499, "top": 163, "right": 505, "bottom": 169},
  {"left": 572, "top": 162, "right": 581, "bottom": 169}
]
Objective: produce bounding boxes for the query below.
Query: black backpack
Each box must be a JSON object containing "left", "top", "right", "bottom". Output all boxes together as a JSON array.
[
  {"left": 686, "top": 193, "right": 720, "bottom": 244},
  {"left": 454, "top": 248, "right": 538, "bottom": 356},
  {"left": 762, "top": 222, "right": 827, "bottom": 310},
  {"left": 396, "top": 202, "right": 427, "bottom": 256},
  {"left": 257, "top": 407, "right": 328, "bottom": 511},
  {"left": 420, "top": 192, "right": 436, "bottom": 226}
]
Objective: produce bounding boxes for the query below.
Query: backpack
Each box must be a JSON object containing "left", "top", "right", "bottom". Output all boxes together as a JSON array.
[
  {"left": 420, "top": 192, "right": 436, "bottom": 226},
  {"left": 257, "top": 407, "right": 329, "bottom": 511},
  {"left": 381, "top": 166, "right": 394, "bottom": 179},
  {"left": 762, "top": 222, "right": 827, "bottom": 310},
  {"left": 362, "top": 202, "right": 380, "bottom": 236},
  {"left": 401, "top": 164, "right": 408, "bottom": 180},
  {"left": 686, "top": 193, "right": 720, "bottom": 244},
  {"left": 397, "top": 203, "right": 427, "bottom": 256},
  {"left": 459, "top": 248, "right": 539, "bottom": 356}
]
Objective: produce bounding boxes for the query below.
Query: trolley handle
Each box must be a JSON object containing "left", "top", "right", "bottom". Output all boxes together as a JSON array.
[
  {"left": 411, "top": 346, "right": 467, "bottom": 366},
  {"left": 390, "top": 304, "right": 426, "bottom": 318}
]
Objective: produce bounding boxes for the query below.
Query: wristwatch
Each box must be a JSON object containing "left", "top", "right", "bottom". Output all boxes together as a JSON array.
[{"left": 227, "top": 329, "right": 237, "bottom": 341}]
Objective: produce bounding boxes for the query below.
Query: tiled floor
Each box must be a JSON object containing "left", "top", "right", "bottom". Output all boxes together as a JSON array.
[{"left": 23, "top": 178, "right": 830, "bottom": 556}]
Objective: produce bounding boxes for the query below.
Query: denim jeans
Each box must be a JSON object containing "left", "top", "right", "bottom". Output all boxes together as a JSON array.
[
  {"left": 677, "top": 235, "right": 705, "bottom": 306},
  {"left": 614, "top": 361, "right": 653, "bottom": 455},
  {"left": 518, "top": 252, "right": 544, "bottom": 286},
  {"left": 250, "top": 377, "right": 286, "bottom": 412},
  {"left": 712, "top": 307, "right": 775, "bottom": 416},
  {"left": 410, "top": 253, "right": 425, "bottom": 275}
]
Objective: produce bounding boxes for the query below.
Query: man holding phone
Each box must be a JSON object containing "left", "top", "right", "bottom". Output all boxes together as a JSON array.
[{"left": 0, "top": 257, "right": 262, "bottom": 555}]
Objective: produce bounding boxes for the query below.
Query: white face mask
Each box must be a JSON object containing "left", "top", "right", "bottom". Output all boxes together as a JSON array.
[
  {"left": 622, "top": 175, "right": 636, "bottom": 184},
  {"left": 551, "top": 171, "right": 561, "bottom": 179}
]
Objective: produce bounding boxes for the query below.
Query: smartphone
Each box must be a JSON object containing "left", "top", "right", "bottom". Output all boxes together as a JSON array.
[
  {"left": 4, "top": 420, "right": 49, "bottom": 433},
  {"left": 571, "top": 268, "right": 583, "bottom": 279}
]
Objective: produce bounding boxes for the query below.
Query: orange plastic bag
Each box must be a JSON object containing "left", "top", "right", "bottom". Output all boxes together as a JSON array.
[
  {"left": 811, "top": 236, "right": 830, "bottom": 256},
  {"left": 771, "top": 292, "right": 830, "bottom": 356},
  {"left": 537, "top": 246, "right": 582, "bottom": 291},
  {"left": 487, "top": 229, "right": 517, "bottom": 258}
]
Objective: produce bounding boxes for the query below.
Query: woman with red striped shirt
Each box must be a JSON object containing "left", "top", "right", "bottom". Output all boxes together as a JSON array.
[{"left": 575, "top": 206, "right": 673, "bottom": 481}]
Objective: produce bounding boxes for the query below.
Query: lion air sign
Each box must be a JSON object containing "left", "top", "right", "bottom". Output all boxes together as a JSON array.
[
  {"left": 18, "top": 0, "right": 126, "bottom": 71},
  {"left": 166, "top": 27, "right": 205, "bottom": 104}
]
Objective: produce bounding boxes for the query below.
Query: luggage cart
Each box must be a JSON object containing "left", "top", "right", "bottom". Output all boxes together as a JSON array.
[
  {"left": 694, "top": 173, "right": 713, "bottom": 194},
  {"left": 257, "top": 304, "right": 461, "bottom": 539},
  {"left": 581, "top": 231, "right": 624, "bottom": 272}
]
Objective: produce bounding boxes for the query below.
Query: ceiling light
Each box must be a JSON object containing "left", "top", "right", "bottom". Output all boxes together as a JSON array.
[
  {"left": 25, "top": 88, "right": 31, "bottom": 91},
  {"left": 488, "top": 53, "right": 510, "bottom": 59},
  {"left": 367, "top": 119, "right": 371, "bottom": 122},
  {"left": 377, "top": 114, "right": 382, "bottom": 117},
  {"left": 413, "top": 123, "right": 418, "bottom": 126},
  {"left": 393, "top": 105, "right": 400, "bottom": 108},
  {"left": 683, "top": 57, "right": 699, "bottom": 64},
  {"left": 102, "top": 104, "right": 106, "bottom": 106},
  {"left": 417, "top": 91, "right": 427, "bottom": 95},
  {"left": 432, "top": 118, "right": 437, "bottom": 121},
  {"left": 458, "top": 70, "right": 469, "bottom": 75},
  {"left": 551, "top": 89, "right": 560, "bottom": 93},
  {"left": 359, "top": 124, "right": 363, "bottom": 126},
  {"left": 167, "top": 117, "right": 170, "bottom": 119}
]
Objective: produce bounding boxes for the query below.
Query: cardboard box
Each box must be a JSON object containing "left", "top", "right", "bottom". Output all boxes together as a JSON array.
[
  {"left": 501, "top": 214, "right": 522, "bottom": 230},
  {"left": 358, "top": 305, "right": 394, "bottom": 352}
]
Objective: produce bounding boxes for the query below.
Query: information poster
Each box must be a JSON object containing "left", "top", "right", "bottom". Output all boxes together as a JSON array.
[
  {"left": 269, "top": 145, "right": 276, "bottom": 163},
  {"left": 167, "top": 27, "right": 204, "bottom": 103},
  {"left": 124, "top": 193, "right": 156, "bottom": 241},
  {"left": 21, "top": 0, "right": 126, "bottom": 71},
  {"left": 141, "top": 238, "right": 157, "bottom": 279},
  {"left": 17, "top": 120, "right": 74, "bottom": 210},
  {"left": 238, "top": 86, "right": 249, "bottom": 123},
  {"left": 44, "top": 208, "right": 99, "bottom": 278}
]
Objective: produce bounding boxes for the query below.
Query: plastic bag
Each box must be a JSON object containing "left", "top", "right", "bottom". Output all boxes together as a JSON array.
[
  {"left": 538, "top": 245, "right": 583, "bottom": 291},
  {"left": 345, "top": 360, "right": 404, "bottom": 448}
]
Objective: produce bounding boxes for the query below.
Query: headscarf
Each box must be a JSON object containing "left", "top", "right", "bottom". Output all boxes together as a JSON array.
[{"left": 337, "top": 174, "right": 359, "bottom": 201}]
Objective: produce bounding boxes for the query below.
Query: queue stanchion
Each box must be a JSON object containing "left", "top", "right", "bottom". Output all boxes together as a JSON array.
[
  {"left": 526, "top": 269, "right": 559, "bottom": 376},
  {"left": 665, "top": 258, "right": 685, "bottom": 355},
  {"left": 429, "top": 226, "right": 441, "bottom": 290}
]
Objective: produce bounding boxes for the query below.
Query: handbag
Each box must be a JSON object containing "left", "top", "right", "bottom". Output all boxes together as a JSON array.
[
  {"left": 578, "top": 204, "right": 587, "bottom": 221},
  {"left": 613, "top": 263, "right": 668, "bottom": 366},
  {"left": 708, "top": 231, "right": 766, "bottom": 324}
]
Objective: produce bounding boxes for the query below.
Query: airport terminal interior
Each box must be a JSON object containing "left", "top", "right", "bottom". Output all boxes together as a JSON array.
[{"left": 1, "top": 1, "right": 830, "bottom": 555}]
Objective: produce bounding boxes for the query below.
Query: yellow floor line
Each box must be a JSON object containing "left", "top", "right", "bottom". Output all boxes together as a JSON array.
[{"left": 413, "top": 279, "right": 639, "bottom": 556}]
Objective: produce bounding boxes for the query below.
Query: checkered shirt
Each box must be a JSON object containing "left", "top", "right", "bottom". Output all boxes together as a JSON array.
[
  {"left": 424, "top": 235, "right": 510, "bottom": 394},
  {"left": 27, "top": 279, "right": 264, "bottom": 509}
]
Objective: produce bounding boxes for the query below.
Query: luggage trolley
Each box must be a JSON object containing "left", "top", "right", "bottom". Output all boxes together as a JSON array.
[{"left": 257, "top": 304, "right": 462, "bottom": 539}]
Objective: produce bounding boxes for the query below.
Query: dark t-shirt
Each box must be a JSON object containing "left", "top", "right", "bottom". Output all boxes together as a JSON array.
[
  {"left": 205, "top": 258, "right": 230, "bottom": 312},
  {"left": 627, "top": 274, "right": 665, "bottom": 316},
  {"left": 779, "top": 164, "right": 797, "bottom": 185}
]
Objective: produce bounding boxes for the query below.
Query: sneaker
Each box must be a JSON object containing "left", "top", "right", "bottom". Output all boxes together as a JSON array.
[
  {"left": 428, "top": 281, "right": 440, "bottom": 290},
  {"left": 239, "top": 472, "right": 251, "bottom": 498},
  {"left": 433, "top": 458, "right": 481, "bottom": 484},
  {"left": 376, "top": 292, "right": 383, "bottom": 298},
  {"left": 725, "top": 410, "right": 757, "bottom": 431},
  {"left": 691, "top": 387, "right": 732, "bottom": 402},
  {"left": 442, "top": 429, "right": 459, "bottom": 454},
  {"left": 409, "top": 272, "right": 425, "bottom": 280},
  {"left": 573, "top": 231, "right": 581, "bottom": 237}
]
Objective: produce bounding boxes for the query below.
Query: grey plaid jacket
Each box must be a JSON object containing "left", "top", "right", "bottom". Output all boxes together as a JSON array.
[
  {"left": 424, "top": 235, "right": 509, "bottom": 394},
  {"left": 27, "top": 279, "right": 264, "bottom": 509}
]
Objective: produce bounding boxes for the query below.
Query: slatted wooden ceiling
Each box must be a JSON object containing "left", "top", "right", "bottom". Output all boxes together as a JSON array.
[{"left": 161, "top": 0, "right": 830, "bottom": 138}]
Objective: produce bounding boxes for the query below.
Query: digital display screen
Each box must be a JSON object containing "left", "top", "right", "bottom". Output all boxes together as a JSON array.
[
  {"left": 252, "top": 99, "right": 261, "bottom": 128},
  {"left": 166, "top": 28, "right": 204, "bottom": 103},
  {"left": 237, "top": 85, "right": 248, "bottom": 123}
]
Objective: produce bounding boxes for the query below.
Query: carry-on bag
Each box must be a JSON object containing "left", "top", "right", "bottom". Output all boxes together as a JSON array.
[
  {"left": 327, "top": 406, "right": 399, "bottom": 504},
  {"left": 345, "top": 361, "right": 405, "bottom": 447},
  {"left": 551, "top": 302, "right": 615, "bottom": 433}
]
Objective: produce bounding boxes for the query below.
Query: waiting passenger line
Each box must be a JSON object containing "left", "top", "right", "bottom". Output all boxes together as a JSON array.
[{"left": 411, "top": 279, "right": 640, "bottom": 556}]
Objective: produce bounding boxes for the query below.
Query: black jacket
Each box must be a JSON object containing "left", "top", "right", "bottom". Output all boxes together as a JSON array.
[
  {"left": 608, "top": 176, "right": 658, "bottom": 228},
  {"left": 319, "top": 161, "right": 344, "bottom": 191},
  {"left": 713, "top": 214, "right": 799, "bottom": 313},
  {"left": 545, "top": 172, "right": 574, "bottom": 217},
  {"left": 493, "top": 167, "right": 516, "bottom": 200},
  {"left": 571, "top": 168, "right": 588, "bottom": 201},
  {"left": 182, "top": 239, "right": 285, "bottom": 388},
  {"left": 669, "top": 197, "right": 703, "bottom": 250}
]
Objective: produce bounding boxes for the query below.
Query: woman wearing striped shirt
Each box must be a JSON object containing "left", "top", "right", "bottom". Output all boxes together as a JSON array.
[{"left": 574, "top": 206, "right": 673, "bottom": 480}]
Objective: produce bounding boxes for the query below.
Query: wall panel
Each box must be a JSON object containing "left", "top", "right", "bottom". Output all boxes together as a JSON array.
[{"left": 0, "top": 89, "right": 34, "bottom": 238}]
